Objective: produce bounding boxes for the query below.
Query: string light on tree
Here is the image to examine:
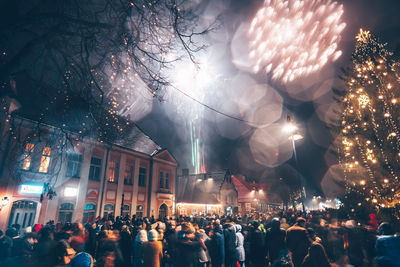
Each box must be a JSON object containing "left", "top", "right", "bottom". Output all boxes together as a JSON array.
[{"left": 337, "top": 29, "right": 400, "bottom": 207}]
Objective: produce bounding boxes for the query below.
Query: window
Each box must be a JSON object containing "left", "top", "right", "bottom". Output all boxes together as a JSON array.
[
  {"left": 88, "top": 157, "right": 102, "bottom": 181},
  {"left": 159, "top": 172, "right": 164, "bottom": 188},
  {"left": 165, "top": 173, "right": 170, "bottom": 189},
  {"left": 245, "top": 203, "right": 251, "bottom": 211},
  {"left": 159, "top": 203, "right": 168, "bottom": 219},
  {"left": 103, "top": 204, "right": 114, "bottom": 219},
  {"left": 180, "top": 208, "right": 187, "bottom": 216},
  {"left": 22, "top": 143, "right": 34, "bottom": 170},
  {"left": 136, "top": 204, "right": 144, "bottom": 218},
  {"left": 66, "top": 153, "right": 83, "bottom": 178},
  {"left": 39, "top": 147, "right": 51, "bottom": 173},
  {"left": 58, "top": 203, "right": 74, "bottom": 223},
  {"left": 83, "top": 203, "right": 96, "bottom": 223},
  {"left": 124, "top": 165, "right": 134, "bottom": 185},
  {"left": 122, "top": 204, "right": 130, "bottom": 218},
  {"left": 107, "top": 161, "right": 119, "bottom": 183},
  {"left": 138, "top": 167, "right": 146, "bottom": 187}
]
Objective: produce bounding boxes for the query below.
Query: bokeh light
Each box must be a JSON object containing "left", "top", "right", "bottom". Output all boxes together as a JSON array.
[{"left": 249, "top": 123, "right": 294, "bottom": 167}]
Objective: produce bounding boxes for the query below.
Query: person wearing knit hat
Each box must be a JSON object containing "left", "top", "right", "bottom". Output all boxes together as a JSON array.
[
  {"left": 70, "top": 252, "right": 94, "bottom": 267},
  {"left": 143, "top": 229, "right": 163, "bottom": 267},
  {"left": 133, "top": 230, "right": 148, "bottom": 267}
]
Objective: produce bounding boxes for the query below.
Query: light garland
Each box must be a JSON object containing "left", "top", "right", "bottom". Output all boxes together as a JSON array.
[{"left": 338, "top": 29, "right": 400, "bottom": 207}]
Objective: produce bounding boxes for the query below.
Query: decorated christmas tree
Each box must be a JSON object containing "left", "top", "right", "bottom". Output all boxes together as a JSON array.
[{"left": 338, "top": 29, "right": 400, "bottom": 207}]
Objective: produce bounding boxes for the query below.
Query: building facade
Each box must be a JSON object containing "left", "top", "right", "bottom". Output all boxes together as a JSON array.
[
  {"left": 0, "top": 98, "right": 177, "bottom": 231},
  {"left": 231, "top": 175, "right": 282, "bottom": 215},
  {"left": 175, "top": 169, "right": 238, "bottom": 216}
]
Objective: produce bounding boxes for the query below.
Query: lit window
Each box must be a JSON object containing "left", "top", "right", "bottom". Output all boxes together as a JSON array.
[
  {"left": 107, "top": 161, "right": 118, "bottom": 183},
  {"left": 22, "top": 143, "right": 34, "bottom": 170},
  {"left": 124, "top": 165, "right": 134, "bottom": 185},
  {"left": 136, "top": 204, "right": 144, "bottom": 218},
  {"left": 39, "top": 147, "right": 51, "bottom": 173}
]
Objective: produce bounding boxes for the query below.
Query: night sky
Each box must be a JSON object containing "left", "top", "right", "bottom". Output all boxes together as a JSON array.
[
  {"left": 2, "top": 0, "right": 400, "bottom": 198},
  {"left": 136, "top": 0, "right": 400, "bottom": 196}
]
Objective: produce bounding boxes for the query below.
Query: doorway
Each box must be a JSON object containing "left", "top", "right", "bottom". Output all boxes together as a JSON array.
[{"left": 8, "top": 200, "right": 37, "bottom": 228}]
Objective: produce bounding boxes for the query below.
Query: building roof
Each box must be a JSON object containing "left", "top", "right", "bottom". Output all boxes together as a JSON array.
[
  {"left": 176, "top": 170, "right": 229, "bottom": 204},
  {"left": 10, "top": 74, "right": 161, "bottom": 156}
]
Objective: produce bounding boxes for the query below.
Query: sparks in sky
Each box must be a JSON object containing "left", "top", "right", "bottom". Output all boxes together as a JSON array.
[{"left": 248, "top": 0, "right": 346, "bottom": 83}]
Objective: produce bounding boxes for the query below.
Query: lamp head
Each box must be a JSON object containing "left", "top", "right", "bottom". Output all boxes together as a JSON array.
[{"left": 283, "top": 123, "right": 297, "bottom": 134}]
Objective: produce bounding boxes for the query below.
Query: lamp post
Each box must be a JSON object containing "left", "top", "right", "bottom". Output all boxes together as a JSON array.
[{"left": 283, "top": 115, "right": 306, "bottom": 216}]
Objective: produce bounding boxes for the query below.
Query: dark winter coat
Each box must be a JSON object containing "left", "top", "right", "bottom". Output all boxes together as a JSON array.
[{"left": 208, "top": 225, "right": 225, "bottom": 267}]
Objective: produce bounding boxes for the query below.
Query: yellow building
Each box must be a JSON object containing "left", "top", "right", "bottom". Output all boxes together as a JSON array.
[{"left": 0, "top": 97, "right": 177, "bottom": 231}]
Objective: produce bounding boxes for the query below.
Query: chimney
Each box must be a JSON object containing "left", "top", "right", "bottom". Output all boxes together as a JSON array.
[{"left": 182, "top": 168, "right": 189, "bottom": 176}]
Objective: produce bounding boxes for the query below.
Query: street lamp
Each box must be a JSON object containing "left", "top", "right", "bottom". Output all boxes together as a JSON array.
[
  {"left": 0, "top": 196, "right": 9, "bottom": 211},
  {"left": 283, "top": 115, "right": 306, "bottom": 216}
]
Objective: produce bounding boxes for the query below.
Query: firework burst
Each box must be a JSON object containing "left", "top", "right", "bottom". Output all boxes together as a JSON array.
[{"left": 248, "top": 0, "right": 346, "bottom": 83}]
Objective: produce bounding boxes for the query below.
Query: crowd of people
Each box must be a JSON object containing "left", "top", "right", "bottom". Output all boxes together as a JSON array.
[{"left": 0, "top": 209, "right": 399, "bottom": 267}]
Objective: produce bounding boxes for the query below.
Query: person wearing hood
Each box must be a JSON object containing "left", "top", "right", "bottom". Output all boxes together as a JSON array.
[
  {"left": 133, "top": 230, "right": 148, "bottom": 267},
  {"left": 224, "top": 223, "right": 237, "bottom": 267},
  {"left": 266, "top": 218, "right": 286, "bottom": 265},
  {"left": 208, "top": 223, "right": 225, "bottom": 267},
  {"left": 234, "top": 224, "right": 245, "bottom": 267}
]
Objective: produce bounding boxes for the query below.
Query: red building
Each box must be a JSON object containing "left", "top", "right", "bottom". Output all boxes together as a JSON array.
[{"left": 231, "top": 175, "right": 282, "bottom": 215}]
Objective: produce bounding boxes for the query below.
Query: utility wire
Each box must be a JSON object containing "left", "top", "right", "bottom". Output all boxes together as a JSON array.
[{"left": 169, "top": 84, "right": 265, "bottom": 126}]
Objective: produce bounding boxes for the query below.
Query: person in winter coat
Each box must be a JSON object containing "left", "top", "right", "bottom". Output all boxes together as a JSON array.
[
  {"left": 194, "top": 224, "right": 211, "bottom": 267},
  {"left": 286, "top": 218, "right": 312, "bottom": 267},
  {"left": 85, "top": 223, "right": 97, "bottom": 259},
  {"left": 224, "top": 223, "right": 237, "bottom": 267},
  {"left": 208, "top": 223, "right": 225, "bottom": 267},
  {"left": 119, "top": 225, "right": 132, "bottom": 267},
  {"left": 96, "top": 230, "right": 124, "bottom": 267},
  {"left": 302, "top": 242, "right": 331, "bottom": 267},
  {"left": 142, "top": 229, "right": 163, "bottom": 267},
  {"left": 234, "top": 224, "right": 245, "bottom": 267},
  {"left": 249, "top": 221, "right": 266, "bottom": 267},
  {"left": 266, "top": 218, "right": 286, "bottom": 264},
  {"left": 133, "top": 230, "right": 148, "bottom": 267},
  {"left": 375, "top": 222, "right": 400, "bottom": 267}
]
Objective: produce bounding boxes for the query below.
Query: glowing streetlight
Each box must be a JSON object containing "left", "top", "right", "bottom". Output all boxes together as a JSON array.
[
  {"left": 283, "top": 123, "right": 298, "bottom": 134},
  {"left": 284, "top": 115, "right": 306, "bottom": 215}
]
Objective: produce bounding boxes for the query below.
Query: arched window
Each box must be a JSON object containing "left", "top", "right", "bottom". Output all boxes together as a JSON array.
[
  {"left": 59, "top": 202, "right": 74, "bottom": 223},
  {"left": 103, "top": 204, "right": 114, "bottom": 219},
  {"left": 122, "top": 204, "right": 130, "bottom": 218},
  {"left": 136, "top": 204, "right": 144, "bottom": 218},
  {"left": 159, "top": 203, "right": 168, "bottom": 219},
  {"left": 83, "top": 203, "right": 96, "bottom": 223}
]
